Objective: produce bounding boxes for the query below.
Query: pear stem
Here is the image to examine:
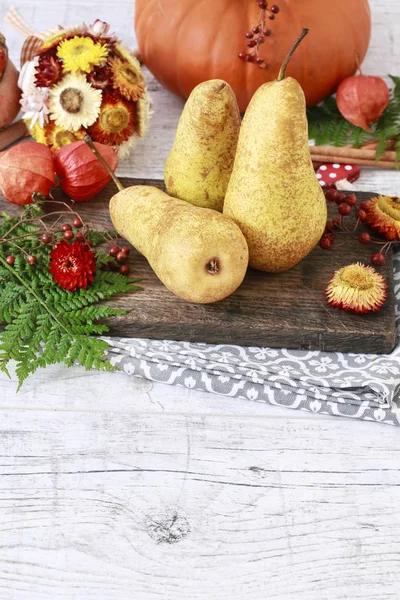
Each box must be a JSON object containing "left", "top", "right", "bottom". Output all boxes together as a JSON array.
[
  {"left": 84, "top": 134, "right": 124, "bottom": 192},
  {"left": 277, "top": 28, "right": 309, "bottom": 82}
]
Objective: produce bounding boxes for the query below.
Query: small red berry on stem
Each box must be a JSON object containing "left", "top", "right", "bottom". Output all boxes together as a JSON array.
[
  {"left": 325, "top": 188, "right": 338, "bottom": 203},
  {"left": 73, "top": 217, "right": 83, "bottom": 228},
  {"left": 246, "top": 32, "right": 254, "bottom": 39},
  {"left": 338, "top": 203, "right": 352, "bottom": 216},
  {"left": 258, "top": 1, "right": 267, "bottom": 8},
  {"left": 116, "top": 251, "right": 128, "bottom": 264},
  {"left": 360, "top": 201, "right": 370, "bottom": 211},
  {"left": 359, "top": 232, "right": 371, "bottom": 245},
  {"left": 271, "top": 4, "right": 280, "bottom": 12},
  {"left": 320, "top": 236, "right": 332, "bottom": 249},
  {"left": 6, "top": 255, "right": 15, "bottom": 266},
  {"left": 121, "top": 246, "right": 130, "bottom": 255},
  {"left": 63, "top": 230, "right": 74, "bottom": 241},
  {"left": 371, "top": 252, "right": 385, "bottom": 266},
  {"left": 269, "top": 14, "right": 275, "bottom": 20},
  {"left": 41, "top": 233, "right": 52, "bottom": 244},
  {"left": 357, "top": 209, "right": 367, "bottom": 221},
  {"left": 238, "top": 52, "right": 246, "bottom": 60},
  {"left": 119, "top": 265, "right": 130, "bottom": 275},
  {"left": 75, "top": 231, "right": 85, "bottom": 241},
  {"left": 27, "top": 255, "right": 37, "bottom": 265},
  {"left": 110, "top": 245, "right": 120, "bottom": 257},
  {"left": 346, "top": 194, "right": 357, "bottom": 207},
  {"left": 61, "top": 223, "right": 72, "bottom": 232}
]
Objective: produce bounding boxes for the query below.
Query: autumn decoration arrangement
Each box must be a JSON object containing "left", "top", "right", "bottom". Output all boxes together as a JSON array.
[
  {"left": 18, "top": 20, "right": 150, "bottom": 157},
  {"left": 91, "top": 29, "right": 394, "bottom": 315},
  {"left": 0, "top": 8, "right": 399, "bottom": 386}
]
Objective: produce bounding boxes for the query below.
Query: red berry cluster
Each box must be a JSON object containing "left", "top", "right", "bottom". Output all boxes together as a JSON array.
[
  {"left": 5, "top": 217, "right": 90, "bottom": 267},
  {"left": 238, "top": 1, "right": 280, "bottom": 67},
  {"left": 109, "top": 244, "right": 130, "bottom": 275},
  {"left": 320, "top": 188, "right": 388, "bottom": 266},
  {"left": 3, "top": 204, "right": 132, "bottom": 277}
]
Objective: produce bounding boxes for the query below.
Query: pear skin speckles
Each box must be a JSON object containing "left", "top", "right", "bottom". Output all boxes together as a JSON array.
[{"left": 224, "top": 77, "right": 327, "bottom": 272}]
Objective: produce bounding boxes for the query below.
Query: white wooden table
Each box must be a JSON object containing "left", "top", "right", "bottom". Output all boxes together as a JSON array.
[{"left": 0, "top": 1, "right": 400, "bottom": 598}]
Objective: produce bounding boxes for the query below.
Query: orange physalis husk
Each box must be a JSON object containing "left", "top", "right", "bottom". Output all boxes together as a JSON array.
[
  {"left": 54, "top": 140, "right": 118, "bottom": 202},
  {"left": 363, "top": 195, "right": 400, "bottom": 241},
  {"left": 336, "top": 74, "right": 390, "bottom": 131},
  {"left": 326, "top": 263, "right": 387, "bottom": 314},
  {"left": 0, "top": 142, "right": 55, "bottom": 205}
]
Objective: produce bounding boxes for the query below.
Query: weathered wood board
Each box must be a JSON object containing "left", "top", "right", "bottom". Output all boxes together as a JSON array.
[{"left": 0, "top": 181, "right": 396, "bottom": 354}]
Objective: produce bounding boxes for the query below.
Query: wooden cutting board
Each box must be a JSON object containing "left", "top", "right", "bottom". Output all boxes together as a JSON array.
[{"left": 1, "top": 179, "right": 397, "bottom": 354}]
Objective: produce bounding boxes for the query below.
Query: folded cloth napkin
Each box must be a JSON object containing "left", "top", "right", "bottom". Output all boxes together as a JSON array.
[{"left": 104, "top": 253, "right": 400, "bottom": 426}]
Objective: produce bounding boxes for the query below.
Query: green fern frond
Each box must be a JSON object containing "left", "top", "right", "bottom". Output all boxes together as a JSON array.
[{"left": 0, "top": 207, "right": 141, "bottom": 388}]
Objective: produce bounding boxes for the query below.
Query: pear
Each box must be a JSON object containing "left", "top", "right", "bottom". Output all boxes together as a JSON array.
[
  {"left": 223, "top": 29, "right": 327, "bottom": 273},
  {"left": 164, "top": 80, "right": 241, "bottom": 212},
  {"left": 109, "top": 185, "right": 249, "bottom": 304}
]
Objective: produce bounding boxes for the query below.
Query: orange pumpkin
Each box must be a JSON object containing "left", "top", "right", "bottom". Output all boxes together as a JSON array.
[{"left": 135, "top": 0, "right": 371, "bottom": 112}]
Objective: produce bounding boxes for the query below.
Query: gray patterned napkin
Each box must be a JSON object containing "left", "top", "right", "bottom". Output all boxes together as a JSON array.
[{"left": 105, "top": 253, "right": 400, "bottom": 426}]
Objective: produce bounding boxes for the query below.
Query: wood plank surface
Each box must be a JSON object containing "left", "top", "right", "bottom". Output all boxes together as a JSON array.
[
  {"left": 4, "top": 183, "right": 394, "bottom": 354},
  {"left": 0, "top": 407, "right": 399, "bottom": 600},
  {"left": 1, "top": 183, "right": 396, "bottom": 353}
]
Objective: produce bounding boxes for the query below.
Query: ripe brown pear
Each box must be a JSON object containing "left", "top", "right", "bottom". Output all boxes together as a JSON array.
[
  {"left": 164, "top": 80, "right": 240, "bottom": 211},
  {"left": 109, "top": 186, "right": 249, "bottom": 304},
  {"left": 223, "top": 29, "right": 327, "bottom": 273}
]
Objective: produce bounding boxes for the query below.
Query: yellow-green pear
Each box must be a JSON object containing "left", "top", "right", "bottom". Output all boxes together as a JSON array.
[
  {"left": 223, "top": 29, "right": 327, "bottom": 273},
  {"left": 165, "top": 80, "right": 241, "bottom": 211},
  {"left": 109, "top": 186, "right": 249, "bottom": 304}
]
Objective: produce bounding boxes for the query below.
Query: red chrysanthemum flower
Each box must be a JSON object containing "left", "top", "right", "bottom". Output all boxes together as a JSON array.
[
  {"left": 49, "top": 241, "right": 96, "bottom": 291},
  {"left": 35, "top": 53, "right": 63, "bottom": 87}
]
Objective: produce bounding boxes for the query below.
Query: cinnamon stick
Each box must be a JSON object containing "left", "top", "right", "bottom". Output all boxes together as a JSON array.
[
  {"left": 0, "top": 120, "right": 28, "bottom": 152},
  {"left": 311, "top": 154, "right": 396, "bottom": 169},
  {"left": 310, "top": 145, "right": 397, "bottom": 164}
]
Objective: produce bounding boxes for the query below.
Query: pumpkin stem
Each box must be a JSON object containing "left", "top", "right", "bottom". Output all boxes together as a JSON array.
[
  {"left": 277, "top": 28, "right": 309, "bottom": 82},
  {"left": 216, "top": 82, "right": 227, "bottom": 93},
  {"left": 84, "top": 134, "right": 124, "bottom": 192}
]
